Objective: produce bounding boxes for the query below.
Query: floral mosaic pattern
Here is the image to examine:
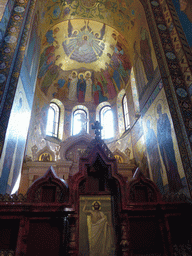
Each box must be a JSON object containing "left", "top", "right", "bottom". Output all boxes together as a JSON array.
[
  {"left": 58, "top": 0, "right": 132, "bottom": 20},
  {"left": 41, "top": 0, "right": 137, "bottom": 34}
]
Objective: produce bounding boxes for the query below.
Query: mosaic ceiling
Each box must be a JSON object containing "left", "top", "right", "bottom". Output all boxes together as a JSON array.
[
  {"left": 38, "top": 0, "right": 142, "bottom": 35},
  {"left": 37, "top": 0, "right": 148, "bottom": 59},
  {"left": 44, "top": 19, "right": 132, "bottom": 72},
  {"left": 36, "top": 0, "right": 153, "bottom": 107}
]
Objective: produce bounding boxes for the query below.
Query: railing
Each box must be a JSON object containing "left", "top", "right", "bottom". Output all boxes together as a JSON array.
[{"left": 0, "top": 194, "right": 27, "bottom": 202}]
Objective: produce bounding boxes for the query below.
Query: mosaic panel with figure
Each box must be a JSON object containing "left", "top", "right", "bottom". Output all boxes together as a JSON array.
[
  {"left": 79, "top": 195, "right": 116, "bottom": 256},
  {"left": 37, "top": 19, "right": 132, "bottom": 106},
  {"left": 142, "top": 87, "right": 190, "bottom": 196}
]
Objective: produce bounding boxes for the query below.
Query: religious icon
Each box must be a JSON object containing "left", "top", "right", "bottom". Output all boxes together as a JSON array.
[
  {"left": 62, "top": 20, "right": 106, "bottom": 63},
  {"left": 77, "top": 73, "right": 86, "bottom": 102},
  {"left": 93, "top": 77, "right": 108, "bottom": 104},
  {"left": 156, "top": 103, "right": 183, "bottom": 192},
  {"left": 39, "top": 153, "right": 51, "bottom": 162},
  {"left": 145, "top": 118, "right": 164, "bottom": 194},
  {"left": 114, "top": 155, "right": 123, "bottom": 163},
  {"left": 68, "top": 71, "right": 78, "bottom": 101},
  {"left": 85, "top": 71, "right": 93, "bottom": 102},
  {"left": 140, "top": 27, "right": 154, "bottom": 83},
  {"left": 179, "top": 0, "right": 192, "bottom": 23},
  {"left": 79, "top": 196, "right": 115, "bottom": 256}
]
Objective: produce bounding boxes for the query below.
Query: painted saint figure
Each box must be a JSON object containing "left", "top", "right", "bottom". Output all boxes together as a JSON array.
[
  {"left": 93, "top": 78, "right": 108, "bottom": 105},
  {"left": 85, "top": 71, "right": 93, "bottom": 102},
  {"left": 54, "top": 78, "right": 68, "bottom": 101},
  {"left": 156, "top": 104, "right": 183, "bottom": 192},
  {"left": 133, "top": 41, "right": 148, "bottom": 98},
  {"left": 38, "top": 45, "right": 60, "bottom": 80},
  {"left": 179, "top": 0, "right": 192, "bottom": 23},
  {"left": 145, "top": 119, "right": 164, "bottom": 194},
  {"left": 100, "top": 68, "right": 117, "bottom": 99},
  {"left": 40, "top": 60, "right": 61, "bottom": 95},
  {"left": 140, "top": 27, "right": 154, "bottom": 83},
  {"left": 42, "top": 27, "right": 59, "bottom": 46},
  {"left": 77, "top": 73, "right": 86, "bottom": 102},
  {"left": 83, "top": 200, "right": 113, "bottom": 256},
  {"left": 111, "top": 33, "right": 132, "bottom": 84},
  {"left": 68, "top": 71, "right": 78, "bottom": 101}
]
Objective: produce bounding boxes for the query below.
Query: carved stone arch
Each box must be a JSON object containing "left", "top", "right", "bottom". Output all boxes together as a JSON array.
[
  {"left": 126, "top": 168, "right": 162, "bottom": 203},
  {"left": 37, "top": 146, "right": 55, "bottom": 162},
  {"left": 60, "top": 133, "right": 93, "bottom": 161},
  {"left": 27, "top": 166, "right": 69, "bottom": 203}
]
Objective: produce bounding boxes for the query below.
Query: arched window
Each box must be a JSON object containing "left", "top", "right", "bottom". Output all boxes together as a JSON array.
[
  {"left": 46, "top": 102, "right": 60, "bottom": 138},
  {"left": 122, "top": 94, "right": 130, "bottom": 131},
  {"left": 100, "top": 105, "right": 114, "bottom": 139},
  {"left": 117, "top": 89, "right": 130, "bottom": 135},
  {"left": 72, "top": 108, "right": 88, "bottom": 135}
]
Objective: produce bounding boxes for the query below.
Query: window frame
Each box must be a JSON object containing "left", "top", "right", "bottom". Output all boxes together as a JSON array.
[
  {"left": 72, "top": 108, "right": 88, "bottom": 135},
  {"left": 46, "top": 102, "right": 60, "bottom": 138},
  {"left": 99, "top": 105, "right": 114, "bottom": 139}
]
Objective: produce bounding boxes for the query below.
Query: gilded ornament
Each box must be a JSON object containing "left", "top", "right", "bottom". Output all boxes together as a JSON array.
[{"left": 81, "top": 0, "right": 97, "bottom": 9}]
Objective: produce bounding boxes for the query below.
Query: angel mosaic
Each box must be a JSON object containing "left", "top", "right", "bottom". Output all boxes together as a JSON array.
[{"left": 62, "top": 20, "right": 106, "bottom": 63}]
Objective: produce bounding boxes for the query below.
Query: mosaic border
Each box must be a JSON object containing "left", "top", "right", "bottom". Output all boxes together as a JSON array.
[
  {"left": 0, "top": 0, "right": 37, "bottom": 155},
  {"left": 140, "top": 0, "right": 192, "bottom": 196}
]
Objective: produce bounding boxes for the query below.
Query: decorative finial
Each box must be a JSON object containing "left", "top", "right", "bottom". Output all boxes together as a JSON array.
[{"left": 92, "top": 121, "right": 103, "bottom": 139}]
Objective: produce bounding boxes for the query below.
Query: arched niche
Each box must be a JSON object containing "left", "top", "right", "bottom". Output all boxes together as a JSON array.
[
  {"left": 27, "top": 166, "right": 69, "bottom": 203},
  {"left": 112, "top": 148, "right": 128, "bottom": 164},
  {"left": 37, "top": 146, "right": 55, "bottom": 162},
  {"left": 126, "top": 168, "right": 162, "bottom": 203}
]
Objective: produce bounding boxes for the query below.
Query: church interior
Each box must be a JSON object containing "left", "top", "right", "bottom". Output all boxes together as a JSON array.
[{"left": 0, "top": 0, "right": 192, "bottom": 255}]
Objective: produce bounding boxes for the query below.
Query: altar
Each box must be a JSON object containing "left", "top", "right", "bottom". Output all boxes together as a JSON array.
[{"left": 0, "top": 125, "right": 192, "bottom": 255}]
